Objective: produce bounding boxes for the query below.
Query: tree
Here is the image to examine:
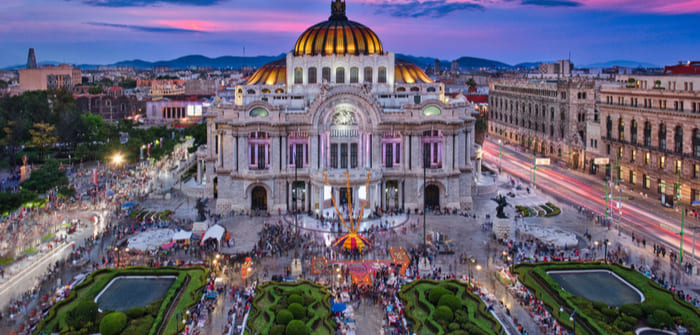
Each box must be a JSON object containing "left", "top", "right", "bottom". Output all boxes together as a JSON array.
[
  {"left": 29, "top": 122, "right": 57, "bottom": 160},
  {"left": 1, "top": 121, "right": 22, "bottom": 166},
  {"left": 21, "top": 160, "right": 68, "bottom": 193},
  {"left": 88, "top": 86, "right": 104, "bottom": 94},
  {"left": 0, "top": 79, "right": 7, "bottom": 89},
  {"left": 119, "top": 78, "right": 137, "bottom": 89},
  {"left": 48, "top": 88, "right": 81, "bottom": 147},
  {"left": 99, "top": 311, "right": 127, "bottom": 335},
  {"left": 466, "top": 77, "right": 477, "bottom": 92}
]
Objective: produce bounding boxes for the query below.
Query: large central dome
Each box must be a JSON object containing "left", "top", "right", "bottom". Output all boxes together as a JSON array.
[{"left": 293, "top": 0, "right": 383, "bottom": 57}]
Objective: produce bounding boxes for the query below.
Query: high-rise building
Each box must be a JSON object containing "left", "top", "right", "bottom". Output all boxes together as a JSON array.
[
  {"left": 26, "top": 48, "right": 37, "bottom": 69},
  {"left": 203, "top": 0, "right": 478, "bottom": 214},
  {"left": 599, "top": 73, "right": 700, "bottom": 206},
  {"left": 488, "top": 78, "right": 596, "bottom": 170}
]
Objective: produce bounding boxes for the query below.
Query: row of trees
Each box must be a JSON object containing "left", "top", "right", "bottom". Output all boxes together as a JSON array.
[{"left": 0, "top": 88, "right": 206, "bottom": 168}]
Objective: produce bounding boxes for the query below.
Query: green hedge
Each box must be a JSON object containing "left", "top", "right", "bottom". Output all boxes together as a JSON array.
[
  {"left": 246, "top": 281, "right": 333, "bottom": 335},
  {"left": 511, "top": 262, "right": 700, "bottom": 335},
  {"left": 34, "top": 266, "right": 206, "bottom": 335},
  {"left": 544, "top": 202, "right": 561, "bottom": 217},
  {"left": 398, "top": 279, "right": 500, "bottom": 335}
]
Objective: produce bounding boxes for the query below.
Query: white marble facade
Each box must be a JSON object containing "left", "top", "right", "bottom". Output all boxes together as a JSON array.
[{"left": 204, "top": 1, "right": 479, "bottom": 215}]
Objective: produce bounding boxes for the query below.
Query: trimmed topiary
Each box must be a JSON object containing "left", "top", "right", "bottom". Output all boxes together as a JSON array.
[
  {"left": 125, "top": 307, "right": 146, "bottom": 319},
  {"left": 285, "top": 319, "right": 309, "bottom": 335},
  {"left": 288, "top": 294, "right": 304, "bottom": 305},
  {"left": 288, "top": 303, "right": 306, "bottom": 320},
  {"left": 438, "top": 294, "right": 462, "bottom": 313},
  {"left": 428, "top": 287, "right": 451, "bottom": 305},
  {"left": 277, "top": 309, "right": 294, "bottom": 325},
  {"left": 99, "top": 311, "right": 127, "bottom": 335},
  {"left": 434, "top": 305, "right": 454, "bottom": 323},
  {"left": 648, "top": 309, "right": 673, "bottom": 328},
  {"left": 619, "top": 304, "right": 643, "bottom": 318},
  {"left": 270, "top": 324, "right": 286, "bottom": 335},
  {"left": 121, "top": 315, "right": 154, "bottom": 335},
  {"left": 66, "top": 300, "right": 99, "bottom": 329}
]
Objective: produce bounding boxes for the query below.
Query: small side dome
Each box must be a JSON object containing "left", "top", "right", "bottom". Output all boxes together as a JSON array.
[
  {"left": 246, "top": 59, "right": 286, "bottom": 85},
  {"left": 395, "top": 59, "right": 434, "bottom": 84}
]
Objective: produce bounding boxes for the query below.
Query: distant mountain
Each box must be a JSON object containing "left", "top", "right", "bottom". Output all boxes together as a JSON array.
[
  {"left": 395, "top": 54, "right": 451, "bottom": 70},
  {"left": 112, "top": 54, "right": 286, "bottom": 70},
  {"left": 513, "top": 61, "right": 544, "bottom": 69},
  {"left": 454, "top": 56, "right": 511, "bottom": 69},
  {"left": 581, "top": 60, "right": 660, "bottom": 69}
]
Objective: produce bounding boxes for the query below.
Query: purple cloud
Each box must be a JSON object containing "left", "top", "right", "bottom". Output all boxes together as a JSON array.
[
  {"left": 375, "top": 0, "right": 484, "bottom": 18},
  {"left": 521, "top": 0, "right": 581, "bottom": 7},
  {"left": 86, "top": 22, "right": 206, "bottom": 33},
  {"left": 80, "top": 0, "right": 222, "bottom": 7}
]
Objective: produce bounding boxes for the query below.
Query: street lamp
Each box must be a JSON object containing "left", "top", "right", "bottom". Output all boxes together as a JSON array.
[
  {"left": 467, "top": 256, "right": 478, "bottom": 286},
  {"left": 114, "top": 247, "right": 120, "bottom": 268},
  {"left": 603, "top": 239, "right": 610, "bottom": 264},
  {"left": 498, "top": 139, "right": 503, "bottom": 174},
  {"left": 560, "top": 306, "right": 577, "bottom": 334}
]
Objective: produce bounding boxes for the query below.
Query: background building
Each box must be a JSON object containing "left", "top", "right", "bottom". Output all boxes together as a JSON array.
[
  {"left": 205, "top": 0, "right": 478, "bottom": 215},
  {"left": 18, "top": 64, "right": 82, "bottom": 92},
  {"left": 599, "top": 74, "right": 700, "bottom": 207},
  {"left": 488, "top": 78, "right": 596, "bottom": 170}
]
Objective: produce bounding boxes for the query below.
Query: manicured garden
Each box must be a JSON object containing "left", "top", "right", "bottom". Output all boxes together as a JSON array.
[
  {"left": 34, "top": 266, "right": 207, "bottom": 335},
  {"left": 398, "top": 279, "right": 502, "bottom": 335},
  {"left": 512, "top": 262, "right": 700, "bottom": 335},
  {"left": 515, "top": 202, "right": 561, "bottom": 217},
  {"left": 245, "top": 280, "right": 334, "bottom": 335}
]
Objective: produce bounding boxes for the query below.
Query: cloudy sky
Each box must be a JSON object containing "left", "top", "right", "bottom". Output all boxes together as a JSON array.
[{"left": 1, "top": 0, "right": 698, "bottom": 68}]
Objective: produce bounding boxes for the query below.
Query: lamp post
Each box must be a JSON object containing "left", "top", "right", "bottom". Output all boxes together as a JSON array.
[
  {"left": 114, "top": 247, "right": 120, "bottom": 268},
  {"left": 560, "top": 307, "right": 577, "bottom": 334},
  {"left": 294, "top": 148, "right": 301, "bottom": 259},
  {"left": 423, "top": 149, "right": 428, "bottom": 253},
  {"left": 603, "top": 239, "right": 610, "bottom": 264},
  {"left": 498, "top": 139, "right": 503, "bottom": 174}
]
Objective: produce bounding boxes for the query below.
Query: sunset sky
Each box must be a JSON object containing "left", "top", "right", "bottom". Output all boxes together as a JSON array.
[{"left": 1, "top": 0, "right": 698, "bottom": 68}]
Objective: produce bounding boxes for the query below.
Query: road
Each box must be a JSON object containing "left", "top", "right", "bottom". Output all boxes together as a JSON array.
[
  {"left": 0, "top": 211, "right": 101, "bottom": 311},
  {"left": 481, "top": 139, "right": 700, "bottom": 265}
]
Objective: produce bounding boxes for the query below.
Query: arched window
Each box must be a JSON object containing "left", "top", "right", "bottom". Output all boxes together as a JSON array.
[
  {"left": 275, "top": 88, "right": 284, "bottom": 93},
  {"left": 427, "top": 87, "right": 436, "bottom": 92},
  {"left": 550, "top": 125, "right": 554, "bottom": 137},
  {"left": 261, "top": 88, "right": 271, "bottom": 94},
  {"left": 335, "top": 67, "right": 345, "bottom": 83},
  {"left": 618, "top": 118, "right": 625, "bottom": 141},
  {"left": 378, "top": 67, "right": 387, "bottom": 83},
  {"left": 364, "top": 67, "right": 372, "bottom": 83},
  {"left": 322, "top": 67, "right": 331, "bottom": 82},
  {"left": 410, "top": 87, "right": 420, "bottom": 92},
  {"left": 247, "top": 89, "right": 256, "bottom": 94},
  {"left": 396, "top": 87, "right": 406, "bottom": 92},
  {"left": 541, "top": 123, "right": 545, "bottom": 134},
  {"left": 606, "top": 116, "right": 613, "bottom": 139},
  {"left": 551, "top": 107, "right": 555, "bottom": 120},
  {"left": 644, "top": 121, "right": 652, "bottom": 147},
  {"left": 694, "top": 129, "right": 700, "bottom": 159},
  {"left": 675, "top": 126, "right": 683, "bottom": 154},
  {"left": 307, "top": 67, "right": 317, "bottom": 84},
  {"left": 658, "top": 123, "right": 666, "bottom": 151},
  {"left": 350, "top": 67, "right": 359, "bottom": 83},
  {"left": 630, "top": 120, "right": 637, "bottom": 145},
  {"left": 294, "top": 67, "right": 303, "bottom": 84}
]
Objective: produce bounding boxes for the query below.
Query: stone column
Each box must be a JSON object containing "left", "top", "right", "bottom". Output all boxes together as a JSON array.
[
  {"left": 372, "top": 132, "right": 381, "bottom": 168},
  {"left": 239, "top": 135, "right": 248, "bottom": 172},
  {"left": 197, "top": 160, "right": 203, "bottom": 184}
]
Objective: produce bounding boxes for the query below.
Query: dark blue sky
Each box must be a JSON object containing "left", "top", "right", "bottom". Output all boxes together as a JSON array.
[{"left": 1, "top": 0, "right": 698, "bottom": 68}]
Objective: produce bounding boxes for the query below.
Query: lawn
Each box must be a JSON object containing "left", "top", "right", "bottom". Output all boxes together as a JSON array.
[
  {"left": 398, "top": 279, "right": 502, "bottom": 335},
  {"left": 511, "top": 262, "right": 700, "bottom": 335},
  {"left": 245, "top": 280, "right": 334, "bottom": 335}
]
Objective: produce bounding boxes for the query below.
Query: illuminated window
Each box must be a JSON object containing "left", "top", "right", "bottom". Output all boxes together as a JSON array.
[
  {"left": 378, "top": 67, "right": 387, "bottom": 83},
  {"left": 643, "top": 174, "right": 650, "bottom": 189},
  {"left": 336, "top": 67, "right": 345, "bottom": 84},
  {"left": 322, "top": 67, "right": 331, "bottom": 82},
  {"left": 350, "top": 67, "right": 359, "bottom": 83},
  {"left": 308, "top": 67, "right": 317, "bottom": 84},
  {"left": 644, "top": 152, "right": 650, "bottom": 165},
  {"left": 659, "top": 156, "right": 665, "bottom": 169},
  {"left": 294, "top": 67, "right": 303, "bottom": 84},
  {"left": 618, "top": 118, "right": 625, "bottom": 141},
  {"left": 676, "top": 160, "right": 682, "bottom": 174},
  {"left": 631, "top": 149, "right": 636, "bottom": 161},
  {"left": 630, "top": 171, "right": 636, "bottom": 184}
]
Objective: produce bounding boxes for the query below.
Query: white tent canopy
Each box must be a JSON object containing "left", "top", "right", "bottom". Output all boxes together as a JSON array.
[
  {"left": 192, "top": 220, "right": 208, "bottom": 236},
  {"left": 172, "top": 230, "right": 192, "bottom": 241},
  {"left": 202, "top": 224, "right": 225, "bottom": 246}
]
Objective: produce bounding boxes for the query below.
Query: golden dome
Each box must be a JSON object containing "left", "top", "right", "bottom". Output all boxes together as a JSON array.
[
  {"left": 294, "top": 0, "right": 383, "bottom": 57},
  {"left": 246, "top": 59, "right": 286, "bottom": 85},
  {"left": 394, "top": 59, "right": 434, "bottom": 84}
]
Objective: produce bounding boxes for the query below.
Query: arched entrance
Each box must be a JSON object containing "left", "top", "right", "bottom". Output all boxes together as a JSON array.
[
  {"left": 251, "top": 186, "right": 267, "bottom": 211},
  {"left": 425, "top": 185, "right": 439, "bottom": 210}
]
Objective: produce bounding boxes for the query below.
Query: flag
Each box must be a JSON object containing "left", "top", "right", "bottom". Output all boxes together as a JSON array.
[{"left": 92, "top": 168, "right": 97, "bottom": 185}]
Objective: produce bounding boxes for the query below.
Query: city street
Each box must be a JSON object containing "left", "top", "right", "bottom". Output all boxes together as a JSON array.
[{"left": 482, "top": 138, "right": 700, "bottom": 269}]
